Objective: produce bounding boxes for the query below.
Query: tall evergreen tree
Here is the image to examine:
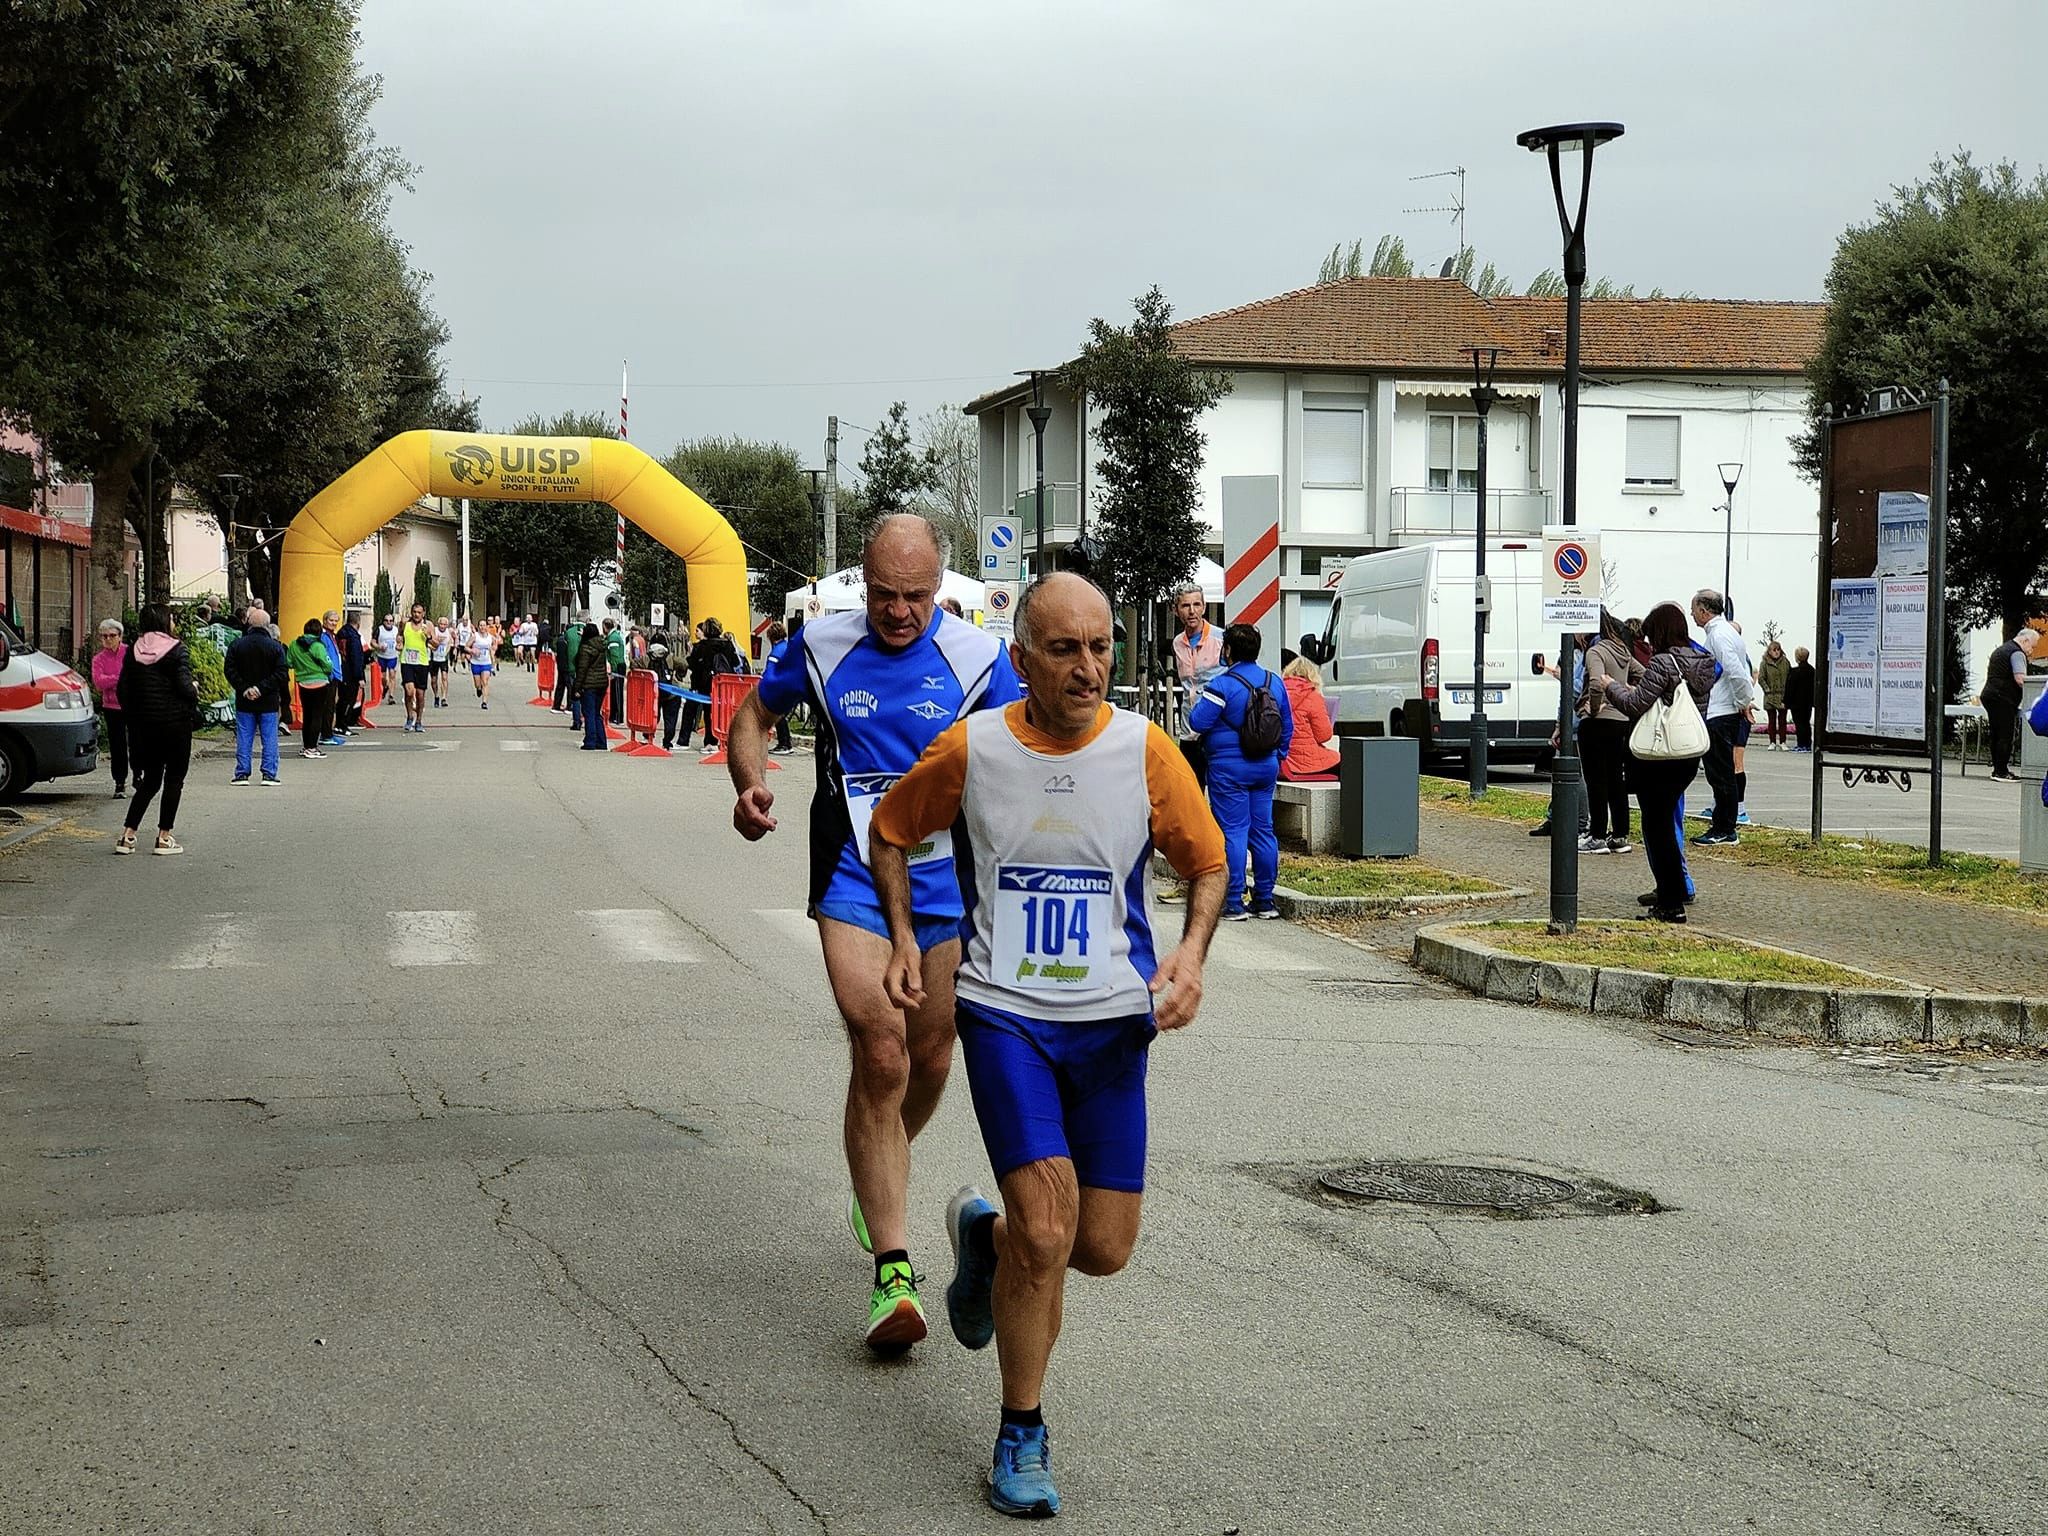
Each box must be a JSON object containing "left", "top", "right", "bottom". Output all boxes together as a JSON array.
[{"left": 1061, "top": 287, "right": 1230, "bottom": 695}]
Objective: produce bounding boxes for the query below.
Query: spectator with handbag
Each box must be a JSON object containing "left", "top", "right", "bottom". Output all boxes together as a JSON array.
[{"left": 1602, "top": 602, "right": 1716, "bottom": 923}]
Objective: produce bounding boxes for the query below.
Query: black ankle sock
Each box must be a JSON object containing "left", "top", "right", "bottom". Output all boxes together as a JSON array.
[
  {"left": 1001, "top": 1404, "right": 1043, "bottom": 1429},
  {"left": 874, "top": 1248, "right": 909, "bottom": 1282}
]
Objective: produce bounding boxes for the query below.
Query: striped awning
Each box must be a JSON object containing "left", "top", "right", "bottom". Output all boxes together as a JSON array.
[{"left": 1394, "top": 379, "right": 1545, "bottom": 400}]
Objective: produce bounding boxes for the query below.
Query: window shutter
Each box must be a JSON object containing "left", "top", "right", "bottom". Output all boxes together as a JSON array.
[
  {"left": 1624, "top": 416, "right": 1680, "bottom": 485},
  {"left": 1303, "top": 408, "right": 1364, "bottom": 486}
]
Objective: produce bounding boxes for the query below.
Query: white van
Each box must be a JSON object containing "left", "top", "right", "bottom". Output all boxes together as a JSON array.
[
  {"left": 1310, "top": 540, "right": 1559, "bottom": 764},
  {"left": 0, "top": 615, "right": 98, "bottom": 801}
]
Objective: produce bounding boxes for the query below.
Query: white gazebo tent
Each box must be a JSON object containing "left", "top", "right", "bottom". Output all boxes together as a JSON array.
[{"left": 785, "top": 566, "right": 988, "bottom": 622}]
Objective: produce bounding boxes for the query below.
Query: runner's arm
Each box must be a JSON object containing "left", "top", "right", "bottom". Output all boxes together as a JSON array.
[
  {"left": 871, "top": 724, "right": 968, "bottom": 1010},
  {"left": 729, "top": 634, "right": 807, "bottom": 838},
  {"left": 1142, "top": 725, "right": 1227, "bottom": 1029}
]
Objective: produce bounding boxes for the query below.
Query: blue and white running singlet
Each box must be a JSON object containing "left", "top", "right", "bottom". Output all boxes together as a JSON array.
[{"left": 755, "top": 608, "right": 1020, "bottom": 918}]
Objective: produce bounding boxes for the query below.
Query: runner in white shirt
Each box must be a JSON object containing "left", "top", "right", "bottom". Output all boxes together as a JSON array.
[
  {"left": 429, "top": 618, "right": 454, "bottom": 709},
  {"left": 469, "top": 626, "right": 496, "bottom": 709}
]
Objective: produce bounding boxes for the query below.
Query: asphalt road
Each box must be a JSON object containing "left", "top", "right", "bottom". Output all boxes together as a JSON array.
[{"left": 4, "top": 691, "right": 2046, "bottom": 1534}]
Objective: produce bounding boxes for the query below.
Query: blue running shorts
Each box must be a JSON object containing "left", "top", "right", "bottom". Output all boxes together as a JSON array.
[
  {"left": 956, "top": 999, "right": 1155, "bottom": 1193},
  {"left": 814, "top": 897, "right": 960, "bottom": 954}
]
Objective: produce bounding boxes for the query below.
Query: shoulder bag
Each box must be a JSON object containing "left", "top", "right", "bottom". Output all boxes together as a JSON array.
[{"left": 1629, "top": 666, "right": 1709, "bottom": 761}]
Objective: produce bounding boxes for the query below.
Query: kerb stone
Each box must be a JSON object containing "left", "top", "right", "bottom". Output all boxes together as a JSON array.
[
  {"left": 1666, "top": 977, "right": 1749, "bottom": 1032},
  {"left": 1534, "top": 962, "right": 1596, "bottom": 1011},
  {"left": 1929, "top": 995, "right": 2027, "bottom": 1047},
  {"left": 1746, "top": 982, "right": 1831, "bottom": 1040},
  {"left": 1482, "top": 953, "right": 1538, "bottom": 1004},
  {"left": 1593, "top": 968, "right": 1670, "bottom": 1020},
  {"left": 1833, "top": 989, "right": 1930, "bottom": 1045}
]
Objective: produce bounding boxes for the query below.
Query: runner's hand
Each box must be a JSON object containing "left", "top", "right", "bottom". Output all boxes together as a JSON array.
[
  {"left": 882, "top": 942, "right": 925, "bottom": 1010},
  {"left": 733, "top": 784, "right": 778, "bottom": 840},
  {"left": 1150, "top": 944, "right": 1204, "bottom": 1031}
]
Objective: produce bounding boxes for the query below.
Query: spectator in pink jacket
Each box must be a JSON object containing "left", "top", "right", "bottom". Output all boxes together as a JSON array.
[
  {"left": 89, "top": 618, "right": 129, "bottom": 797},
  {"left": 1279, "top": 657, "right": 1340, "bottom": 781}
]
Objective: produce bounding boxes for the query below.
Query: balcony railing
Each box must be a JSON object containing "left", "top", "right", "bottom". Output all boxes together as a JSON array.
[{"left": 1388, "top": 486, "right": 1551, "bottom": 539}]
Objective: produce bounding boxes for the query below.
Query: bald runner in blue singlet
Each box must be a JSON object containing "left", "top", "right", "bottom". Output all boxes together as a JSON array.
[{"left": 727, "top": 515, "right": 1019, "bottom": 1356}]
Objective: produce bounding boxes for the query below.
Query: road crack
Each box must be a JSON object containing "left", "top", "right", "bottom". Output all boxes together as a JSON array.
[{"left": 469, "top": 1159, "right": 825, "bottom": 1532}]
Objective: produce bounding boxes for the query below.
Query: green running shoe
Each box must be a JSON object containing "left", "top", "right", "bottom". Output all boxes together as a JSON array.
[
  {"left": 847, "top": 1192, "right": 872, "bottom": 1254},
  {"left": 865, "top": 1259, "right": 926, "bottom": 1354}
]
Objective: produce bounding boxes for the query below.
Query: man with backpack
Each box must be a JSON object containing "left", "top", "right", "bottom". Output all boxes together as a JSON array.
[{"left": 1187, "top": 623, "right": 1293, "bottom": 921}]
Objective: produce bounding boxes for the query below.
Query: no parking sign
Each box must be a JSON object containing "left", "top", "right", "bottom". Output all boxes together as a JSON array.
[
  {"left": 1541, "top": 525, "right": 1602, "bottom": 628},
  {"left": 983, "top": 581, "right": 1017, "bottom": 639}
]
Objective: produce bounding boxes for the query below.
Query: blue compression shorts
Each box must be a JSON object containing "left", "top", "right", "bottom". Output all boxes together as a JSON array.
[
  {"left": 956, "top": 999, "right": 1155, "bottom": 1194},
  {"left": 813, "top": 897, "right": 960, "bottom": 954}
]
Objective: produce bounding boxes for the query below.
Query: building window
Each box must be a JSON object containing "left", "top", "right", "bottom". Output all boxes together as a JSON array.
[
  {"left": 1302, "top": 406, "right": 1364, "bottom": 488},
  {"left": 1426, "top": 414, "right": 1480, "bottom": 493},
  {"left": 1624, "top": 415, "right": 1680, "bottom": 489}
]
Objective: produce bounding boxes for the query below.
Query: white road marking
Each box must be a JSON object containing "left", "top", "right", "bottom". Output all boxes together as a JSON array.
[
  {"left": 576, "top": 909, "right": 699, "bottom": 963},
  {"left": 387, "top": 910, "right": 481, "bottom": 967},
  {"left": 753, "top": 908, "right": 819, "bottom": 948},
  {"left": 500, "top": 741, "right": 538, "bottom": 752},
  {"left": 170, "top": 913, "right": 261, "bottom": 970}
]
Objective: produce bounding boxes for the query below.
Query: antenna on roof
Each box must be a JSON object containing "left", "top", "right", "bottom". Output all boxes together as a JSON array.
[{"left": 1404, "top": 167, "right": 1467, "bottom": 272}]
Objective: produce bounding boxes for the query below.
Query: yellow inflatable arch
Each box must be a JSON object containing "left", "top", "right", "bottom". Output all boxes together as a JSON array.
[{"left": 276, "top": 431, "right": 749, "bottom": 643}]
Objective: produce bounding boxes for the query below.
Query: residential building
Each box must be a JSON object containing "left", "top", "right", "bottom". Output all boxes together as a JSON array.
[
  {"left": 967, "top": 277, "right": 1827, "bottom": 662},
  {"left": 0, "top": 425, "right": 134, "bottom": 660}
]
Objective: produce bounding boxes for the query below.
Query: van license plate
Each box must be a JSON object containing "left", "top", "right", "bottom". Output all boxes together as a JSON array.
[{"left": 1449, "top": 689, "right": 1505, "bottom": 705}]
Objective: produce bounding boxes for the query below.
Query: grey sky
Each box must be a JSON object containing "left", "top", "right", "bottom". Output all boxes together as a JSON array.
[{"left": 358, "top": 0, "right": 2039, "bottom": 465}]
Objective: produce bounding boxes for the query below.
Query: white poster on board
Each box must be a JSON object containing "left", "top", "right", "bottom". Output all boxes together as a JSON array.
[
  {"left": 1875, "top": 576, "right": 1929, "bottom": 740},
  {"left": 1827, "top": 578, "right": 1880, "bottom": 735},
  {"left": 1876, "top": 491, "right": 1931, "bottom": 578}
]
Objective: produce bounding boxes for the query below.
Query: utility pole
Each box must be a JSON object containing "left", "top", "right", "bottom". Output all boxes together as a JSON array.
[{"left": 823, "top": 416, "right": 839, "bottom": 575}]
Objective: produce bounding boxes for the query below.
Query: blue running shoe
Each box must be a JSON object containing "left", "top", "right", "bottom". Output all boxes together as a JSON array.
[
  {"left": 989, "top": 1422, "right": 1058, "bottom": 1518},
  {"left": 945, "top": 1187, "right": 997, "bottom": 1350}
]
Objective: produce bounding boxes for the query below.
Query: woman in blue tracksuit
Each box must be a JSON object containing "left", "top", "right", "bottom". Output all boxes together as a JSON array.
[{"left": 1187, "top": 623, "right": 1294, "bottom": 921}]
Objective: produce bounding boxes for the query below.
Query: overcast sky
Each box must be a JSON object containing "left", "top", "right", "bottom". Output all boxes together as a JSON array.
[{"left": 357, "top": 0, "right": 2041, "bottom": 466}]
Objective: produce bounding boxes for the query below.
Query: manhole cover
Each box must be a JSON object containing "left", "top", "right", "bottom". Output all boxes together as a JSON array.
[{"left": 1319, "top": 1162, "right": 1576, "bottom": 1210}]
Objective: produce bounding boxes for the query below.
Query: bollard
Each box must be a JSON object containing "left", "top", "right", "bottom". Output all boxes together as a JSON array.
[{"left": 531, "top": 650, "right": 554, "bottom": 708}]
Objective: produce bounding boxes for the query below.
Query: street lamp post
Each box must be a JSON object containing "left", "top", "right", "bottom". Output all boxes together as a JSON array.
[
  {"left": 1465, "top": 346, "right": 1500, "bottom": 796},
  {"left": 1717, "top": 461, "right": 1743, "bottom": 606},
  {"left": 1023, "top": 371, "right": 1053, "bottom": 580},
  {"left": 1518, "top": 119, "right": 1623, "bottom": 935}
]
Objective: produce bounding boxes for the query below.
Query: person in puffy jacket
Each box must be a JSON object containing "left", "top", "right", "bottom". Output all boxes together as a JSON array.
[
  {"left": 1188, "top": 623, "right": 1294, "bottom": 921},
  {"left": 572, "top": 621, "right": 611, "bottom": 749},
  {"left": 285, "top": 619, "right": 338, "bottom": 759},
  {"left": 1602, "top": 602, "right": 1717, "bottom": 923},
  {"left": 223, "top": 607, "right": 289, "bottom": 784},
  {"left": 115, "top": 604, "right": 198, "bottom": 855},
  {"left": 1278, "top": 656, "right": 1339, "bottom": 781},
  {"left": 89, "top": 618, "right": 129, "bottom": 797}
]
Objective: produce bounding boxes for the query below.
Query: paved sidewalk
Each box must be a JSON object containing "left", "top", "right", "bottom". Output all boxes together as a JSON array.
[{"left": 1333, "top": 806, "right": 2048, "bottom": 997}]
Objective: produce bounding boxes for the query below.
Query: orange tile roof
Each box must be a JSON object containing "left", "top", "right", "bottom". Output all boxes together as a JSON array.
[
  {"left": 967, "top": 279, "right": 1826, "bottom": 411},
  {"left": 1166, "top": 277, "right": 1824, "bottom": 377}
]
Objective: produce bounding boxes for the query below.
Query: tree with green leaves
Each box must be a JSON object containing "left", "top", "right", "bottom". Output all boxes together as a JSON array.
[
  {"left": 854, "top": 401, "right": 934, "bottom": 545},
  {"left": 470, "top": 411, "right": 622, "bottom": 614},
  {"left": 1800, "top": 153, "right": 2048, "bottom": 635},
  {"left": 660, "top": 436, "right": 819, "bottom": 611},
  {"left": 0, "top": 1, "right": 383, "bottom": 625},
  {"left": 1311, "top": 237, "right": 1681, "bottom": 299},
  {"left": 1061, "top": 287, "right": 1231, "bottom": 699}
]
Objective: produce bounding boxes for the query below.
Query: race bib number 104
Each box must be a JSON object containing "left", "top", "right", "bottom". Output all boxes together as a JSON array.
[{"left": 993, "top": 865, "right": 1111, "bottom": 991}]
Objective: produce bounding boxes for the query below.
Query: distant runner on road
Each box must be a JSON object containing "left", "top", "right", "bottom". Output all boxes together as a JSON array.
[
  {"left": 374, "top": 615, "right": 399, "bottom": 704},
  {"left": 726, "top": 514, "right": 1020, "bottom": 1355},
  {"left": 469, "top": 624, "right": 496, "bottom": 710},
  {"left": 398, "top": 603, "right": 432, "bottom": 733},
  {"left": 870, "top": 572, "right": 1225, "bottom": 1519}
]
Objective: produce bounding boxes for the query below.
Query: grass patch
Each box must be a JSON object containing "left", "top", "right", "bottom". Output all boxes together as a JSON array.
[
  {"left": 1419, "top": 779, "right": 1551, "bottom": 823},
  {"left": 1468, "top": 921, "right": 1883, "bottom": 985},
  {"left": 1687, "top": 821, "right": 2048, "bottom": 913},
  {"left": 1279, "top": 856, "right": 1503, "bottom": 899}
]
